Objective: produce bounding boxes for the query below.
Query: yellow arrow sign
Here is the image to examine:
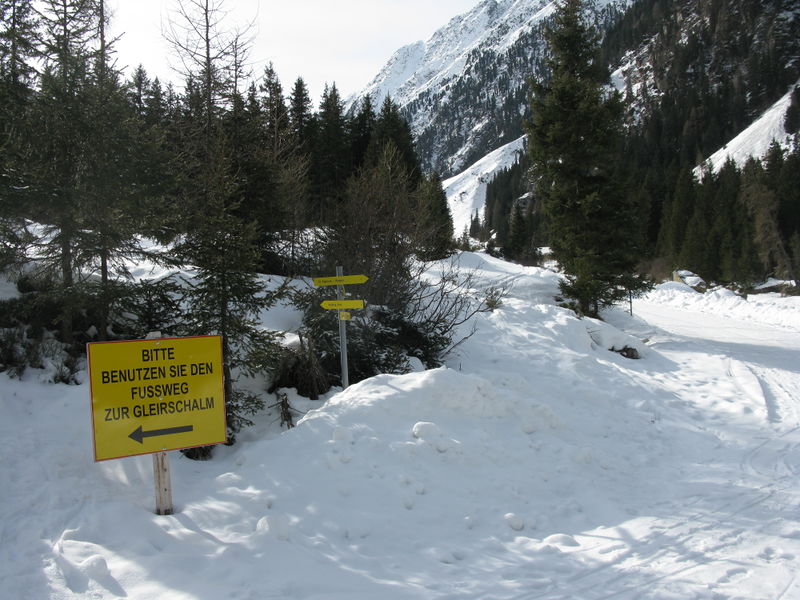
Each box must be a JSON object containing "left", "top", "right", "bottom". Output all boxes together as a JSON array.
[
  {"left": 321, "top": 299, "right": 365, "bottom": 310},
  {"left": 313, "top": 274, "right": 369, "bottom": 287}
]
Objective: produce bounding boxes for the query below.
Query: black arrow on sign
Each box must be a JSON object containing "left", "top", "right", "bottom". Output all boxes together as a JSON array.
[{"left": 129, "top": 424, "right": 194, "bottom": 444}]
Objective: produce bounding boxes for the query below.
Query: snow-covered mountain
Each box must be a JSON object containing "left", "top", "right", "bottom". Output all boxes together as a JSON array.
[
  {"left": 356, "top": 0, "right": 799, "bottom": 185},
  {"left": 357, "top": 0, "right": 552, "bottom": 106},
  {"left": 352, "top": 0, "right": 629, "bottom": 176},
  {"left": 354, "top": 0, "right": 800, "bottom": 242}
]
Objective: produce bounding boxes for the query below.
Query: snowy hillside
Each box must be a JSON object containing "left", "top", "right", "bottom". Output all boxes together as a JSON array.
[
  {"left": 443, "top": 135, "right": 525, "bottom": 235},
  {"left": 352, "top": 0, "right": 626, "bottom": 175},
  {"left": 2, "top": 253, "right": 800, "bottom": 599},
  {"left": 698, "top": 81, "right": 800, "bottom": 175},
  {"left": 356, "top": 0, "right": 553, "bottom": 109}
]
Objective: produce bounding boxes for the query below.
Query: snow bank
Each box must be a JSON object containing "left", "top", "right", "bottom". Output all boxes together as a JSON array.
[{"left": 646, "top": 281, "right": 800, "bottom": 331}]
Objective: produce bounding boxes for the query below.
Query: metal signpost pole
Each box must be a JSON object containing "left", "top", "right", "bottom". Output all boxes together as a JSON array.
[
  {"left": 336, "top": 265, "right": 349, "bottom": 389},
  {"left": 313, "top": 270, "right": 366, "bottom": 389}
]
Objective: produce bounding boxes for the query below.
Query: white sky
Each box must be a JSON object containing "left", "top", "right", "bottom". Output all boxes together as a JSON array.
[{"left": 108, "top": 0, "right": 480, "bottom": 103}]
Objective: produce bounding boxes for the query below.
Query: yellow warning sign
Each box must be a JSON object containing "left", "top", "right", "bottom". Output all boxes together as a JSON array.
[{"left": 87, "top": 335, "right": 226, "bottom": 461}]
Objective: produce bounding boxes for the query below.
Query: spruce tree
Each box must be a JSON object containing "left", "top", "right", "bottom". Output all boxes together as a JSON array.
[
  {"left": 777, "top": 141, "right": 800, "bottom": 243},
  {"left": 0, "top": 0, "right": 37, "bottom": 270},
  {"left": 259, "top": 63, "right": 290, "bottom": 158},
  {"left": 228, "top": 81, "right": 271, "bottom": 232},
  {"left": 288, "top": 76, "right": 314, "bottom": 154},
  {"left": 785, "top": 86, "right": 800, "bottom": 135},
  {"left": 708, "top": 159, "right": 743, "bottom": 282},
  {"left": 0, "top": 0, "right": 36, "bottom": 145},
  {"left": 349, "top": 94, "right": 376, "bottom": 172},
  {"left": 527, "top": 0, "right": 644, "bottom": 316},
  {"left": 469, "top": 210, "right": 482, "bottom": 239},
  {"left": 366, "top": 96, "right": 421, "bottom": 185},
  {"left": 226, "top": 77, "right": 283, "bottom": 263},
  {"left": 255, "top": 65, "right": 310, "bottom": 274},
  {"left": 789, "top": 232, "right": 800, "bottom": 281},
  {"left": 416, "top": 172, "right": 454, "bottom": 260},
  {"left": 80, "top": 0, "right": 150, "bottom": 340},
  {"left": 506, "top": 203, "right": 529, "bottom": 260},
  {"left": 127, "top": 72, "right": 179, "bottom": 244},
  {"left": 167, "top": 0, "right": 280, "bottom": 446},
  {"left": 679, "top": 169, "right": 715, "bottom": 277},
  {"left": 22, "top": 0, "right": 99, "bottom": 342},
  {"left": 739, "top": 158, "right": 793, "bottom": 280},
  {"left": 656, "top": 167, "right": 695, "bottom": 266},
  {"left": 311, "top": 83, "right": 349, "bottom": 223}
]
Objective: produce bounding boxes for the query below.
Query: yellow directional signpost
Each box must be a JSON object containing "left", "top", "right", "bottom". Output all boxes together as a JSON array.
[
  {"left": 313, "top": 274, "right": 369, "bottom": 287},
  {"left": 320, "top": 299, "right": 365, "bottom": 310},
  {"left": 314, "top": 267, "right": 367, "bottom": 388},
  {"left": 87, "top": 334, "right": 226, "bottom": 515}
]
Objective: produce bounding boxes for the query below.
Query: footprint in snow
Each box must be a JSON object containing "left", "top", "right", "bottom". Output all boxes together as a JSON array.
[
  {"left": 717, "top": 567, "right": 748, "bottom": 584},
  {"left": 598, "top": 543, "right": 627, "bottom": 555},
  {"left": 542, "top": 533, "right": 580, "bottom": 547}
]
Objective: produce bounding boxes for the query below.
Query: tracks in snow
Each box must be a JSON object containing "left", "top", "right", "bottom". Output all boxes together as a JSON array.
[{"left": 503, "top": 300, "right": 800, "bottom": 600}]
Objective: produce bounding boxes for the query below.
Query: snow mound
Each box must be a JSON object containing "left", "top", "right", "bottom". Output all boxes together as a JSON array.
[
  {"left": 646, "top": 282, "right": 800, "bottom": 331},
  {"left": 674, "top": 269, "right": 706, "bottom": 290},
  {"left": 584, "top": 317, "right": 648, "bottom": 358},
  {"left": 301, "top": 367, "right": 559, "bottom": 427}
]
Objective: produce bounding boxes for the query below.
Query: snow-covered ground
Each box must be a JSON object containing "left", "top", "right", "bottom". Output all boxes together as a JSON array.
[{"left": 2, "top": 253, "right": 799, "bottom": 599}]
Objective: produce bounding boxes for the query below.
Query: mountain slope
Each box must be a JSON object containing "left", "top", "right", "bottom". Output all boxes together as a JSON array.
[
  {"left": 353, "top": 0, "right": 627, "bottom": 176},
  {"left": 443, "top": 135, "right": 525, "bottom": 234},
  {"left": 610, "top": 0, "right": 800, "bottom": 165},
  {"left": 697, "top": 81, "right": 799, "bottom": 174},
  {"left": 356, "top": 0, "right": 799, "bottom": 182}
]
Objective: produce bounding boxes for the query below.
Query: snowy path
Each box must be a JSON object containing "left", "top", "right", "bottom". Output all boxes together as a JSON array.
[
  {"left": 441, "top": 287, "right": 800, "bottom": 600},
  {"left": 580, "top": 299, "right": 800, "bottom": 600}
]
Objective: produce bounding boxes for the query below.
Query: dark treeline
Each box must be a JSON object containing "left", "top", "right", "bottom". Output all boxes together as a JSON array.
[{"left": 480, "top": 139, "right": 800, "bottom": 285}]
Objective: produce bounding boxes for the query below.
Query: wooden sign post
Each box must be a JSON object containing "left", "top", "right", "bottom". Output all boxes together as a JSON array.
[
  {"left": 147, "top": 333, "right": 173, "bottom": 516},
  {"left": 153, "top": 450, "right": 173, "bottom": 515},
  {"left": 335, "top": 267, "right": 350, "bottom": 388}
]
